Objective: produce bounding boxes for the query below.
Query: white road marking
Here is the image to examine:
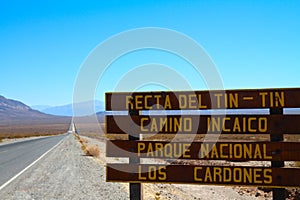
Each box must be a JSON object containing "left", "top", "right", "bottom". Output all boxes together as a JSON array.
[{"left": 0, "top": 136, "right": 65, "bottom": 191}]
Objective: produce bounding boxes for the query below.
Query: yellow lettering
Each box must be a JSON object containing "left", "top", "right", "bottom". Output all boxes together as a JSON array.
[
  {"left": 204, "top": 167, "right": 213, "bottom": 182},
  {"left": 184, "top": 118, "right": 192, "bottom": 132},
  {"left": 179, "top": 95, "right": 187, "bottom": 109},
  {"left": 146, "top": 143, "right": 154, "bottom": 157},
  {"left": 229, "top": 93, "right": 239, "bottom": 108},
  {"left": 173, "top": 118, "right": 181, "bottom": 132},
  {"left": 144, "top": 95, "right": 152, "bottom": 109},
  {"left": 141, "top": 117, "right": 149, "bottom": 132},
  {"left": 138, "top": 165, "right": 146, "bottom": 180},
  {"left": 164, "top": 95, "right": 171, "bottom": 109},
  {"left": 198, "top": 94, "right": 207, "bottom": 108},
  {"left": 220, "top": 144, "right": 228, "bottom": 159},
  {"left": 234, "top": 144, "right": 243, "bottom": 159},
  {"left": 194, "top": 167, "right": 203, "bottom": 181},
  {"left": 270, "top": 92, "right": 274, "bottom": 107},
  {"left": 233, "top": 168, "right": 242, "bottom": 182},
  {"left": 233, "top": 117, "right": 241, "bottom": 132},
  {"left": 260, "top": 92, "right": 268, "bottom": 108},
  {"left": 137, "top": 143, "right": 145, "bottom": 156},
  {"left": 126, "top": 96, "right": 133, "bottom": 109},
  {"left": 164, "top": 144, "right": 173, "bottom": 158},
  {"left": 211, "top": 146, "right": 219, "bottom": 159},
  {"left": 213, "top": 167, "right": 222, "bottom": 182},
  {"left": 154, "top": 95, "right": 162, "bottom": 109},
  {"left": 243, "top": 144, "right": 252, "bottom": 159},
  {"left": 258, "top": 117, "right": 268, "bottom": 132},
  {"left": 135, "top": 95, "right": 143, "bottom": 109},
  {"left": 173, "top": 143, "right": 181, "bottom": 158},
  {"left": 253, "top": 168, "right": 262, "bottom": 184},
  {"left": 214, "top": 94, "right": 222, "bottom": 108},
  {"left": 222, "top": 117, "right": 231, "bottom": 132},
  {"left": 200, "top": 144, "right": 210, "bottom": 158},
  {"left": 264, "top": 169, "right": 272, "bottom": 184},
  {"left": 182, "top": 143, "right": 191, "bottom": 158},
  {"left": 158, "top": 166, "right": 167, "bottom": 180},
  {"left": 188, "top": 94, "right": 197, "bottom": 109},
  {"left": 155, "top": 143, "right": 164, "bottom": 157},
  {"left": 243, "top": 168, "right": 252, "bottom": 183},
  {"left": 223, "top": 167, "right": 231, "bottom": 182},
  {"left": 248, "top": 117, "right": 256, "bottom": 132},
  {"left": 209, "top": 117, "right": 221, "bottom": 132},
  {"left": 150, "top": 118, "right": 158, "bottom": 132},
  {"left": 263, "top": 144, "right": 272, "bottom": 159},
  {"left": 160, "top": 117, "right": 167, "bottom": 132},
  {"left": 169, "top": 117, "right": 173, "bottom": 132},
  {"left": 254, "top": 144, "right": 262, "bottom": 159},
  {"left": 275, "top": 92, "right": 284, "bottom": 107},
  {"left": 149, "top": 166, "right": 157, "bottom": 180}
]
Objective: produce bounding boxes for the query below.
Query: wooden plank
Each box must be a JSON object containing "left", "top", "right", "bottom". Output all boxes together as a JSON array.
[
  {"left": 106, "top": 115, "right": 300, "bottom": 134},
  {"left": 105, "top": 88, "right": 300, "bottom": 110},
  {"left": 106, "top": 141, "right": 300, "bottom": 161},
  {"left": 106, "top": 164, "right": 300, "bottom": 187}
]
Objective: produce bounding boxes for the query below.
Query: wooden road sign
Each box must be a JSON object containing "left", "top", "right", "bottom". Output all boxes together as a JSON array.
[
  {"left": 106, "top": 141, "right": 300, "bottom": 161},
  {"left": 107, "top": 164, "right": 300, "bottom": 187},
  {"left": 105, "top": 88, "right": 300, "bottom": 200},
  {"left": 106, "top": 88, "right": 300, "bottom": 110},
  {"left": 106, "top": 115, "right": 300, "bottom": 134}
]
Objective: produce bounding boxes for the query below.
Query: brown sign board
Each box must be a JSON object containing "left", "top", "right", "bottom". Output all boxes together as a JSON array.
[
  {"left": 106, "top": 88, "right": 300, "bottom": 110},
  {"left": 106, "top": 115, "right": 300, "bottom": 134},
  {"left": 107, "top": 164, "right": 300, "bottom": 187},
  {"left": 107, "top": 141, "right": 300, "bottom": 161}
]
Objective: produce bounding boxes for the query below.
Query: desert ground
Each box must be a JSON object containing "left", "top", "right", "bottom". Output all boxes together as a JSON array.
[{"left": 1, "top": 121, "right": 299, "bottom": 199}]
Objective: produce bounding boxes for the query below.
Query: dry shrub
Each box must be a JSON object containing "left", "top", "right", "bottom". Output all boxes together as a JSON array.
[
  {"left": 84, "top": 144, "right": 100, "bottom": 158},
  {"left": 295, "top": 161, "right": 300, "bottom": 167},
  {"left": 81, "top": 144, "right": 87, "bottom": 151},
  {"left": 155, "top": 192, "right": 160, "bottom": 200},
  {"left": 79, "top": 137, "right": 88, "bottom": 144}
]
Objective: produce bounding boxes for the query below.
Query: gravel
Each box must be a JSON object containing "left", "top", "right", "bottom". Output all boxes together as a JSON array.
[
  {"left": 0, "top": 134, "right": 270, "bottom": 200},
  {"left": 0, "top": 134, "right": 128, "bottom": 200}
]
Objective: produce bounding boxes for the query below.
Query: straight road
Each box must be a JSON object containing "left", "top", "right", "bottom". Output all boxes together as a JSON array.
[{"left": 0, "top": 134, "right": 66, "bottom": 188}]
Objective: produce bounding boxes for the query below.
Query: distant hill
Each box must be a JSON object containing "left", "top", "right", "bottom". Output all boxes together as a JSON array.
[
  {"left": 0, "top": 95, "right": 70, "bottom": 125},
  {"left": 0, "top": 95, "right": 48, "bottom": 120},
  {"left": 31, "top": 105, "right": 51, "bottom": 111},
  {"left": 33, "top": 100, "right": 105, "bottom": 116}
]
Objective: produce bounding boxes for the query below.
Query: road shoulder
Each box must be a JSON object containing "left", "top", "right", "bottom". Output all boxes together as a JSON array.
[{"left": 0, "top": 134, "right": 128, "bottom": 200}]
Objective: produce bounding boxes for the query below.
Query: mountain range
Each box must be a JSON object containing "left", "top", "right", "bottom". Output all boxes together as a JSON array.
[
  {"left": 0, "top": 95, "right": 71, "bottom": 125},
  {"left": 32, "top": 100, "right": 104, "bottom": 116}
]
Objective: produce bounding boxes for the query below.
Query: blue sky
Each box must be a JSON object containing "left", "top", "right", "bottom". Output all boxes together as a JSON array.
[{"left": 0, "top": 1, "right": 299, "bottom": 106}]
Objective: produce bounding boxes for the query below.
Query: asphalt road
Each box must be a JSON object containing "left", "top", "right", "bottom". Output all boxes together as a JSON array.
[{"left": 0, "top": 134, "right": 66, "bottom": 188}]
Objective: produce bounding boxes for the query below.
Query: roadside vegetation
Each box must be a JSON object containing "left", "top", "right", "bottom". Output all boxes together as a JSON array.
[{"left": 74, "top": 132, "right": 100, "bottom": 158}]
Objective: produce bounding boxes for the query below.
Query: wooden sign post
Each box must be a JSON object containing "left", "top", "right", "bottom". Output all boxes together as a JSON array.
[
  {"left": 270, "top": 107, "right": 285, "bottom": 200},
  {"left": 128, "top": 107, "right": 142, "bottom": 200},
  {"left": 105, "top": 88, "right": 300, "bottom": 200}
]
